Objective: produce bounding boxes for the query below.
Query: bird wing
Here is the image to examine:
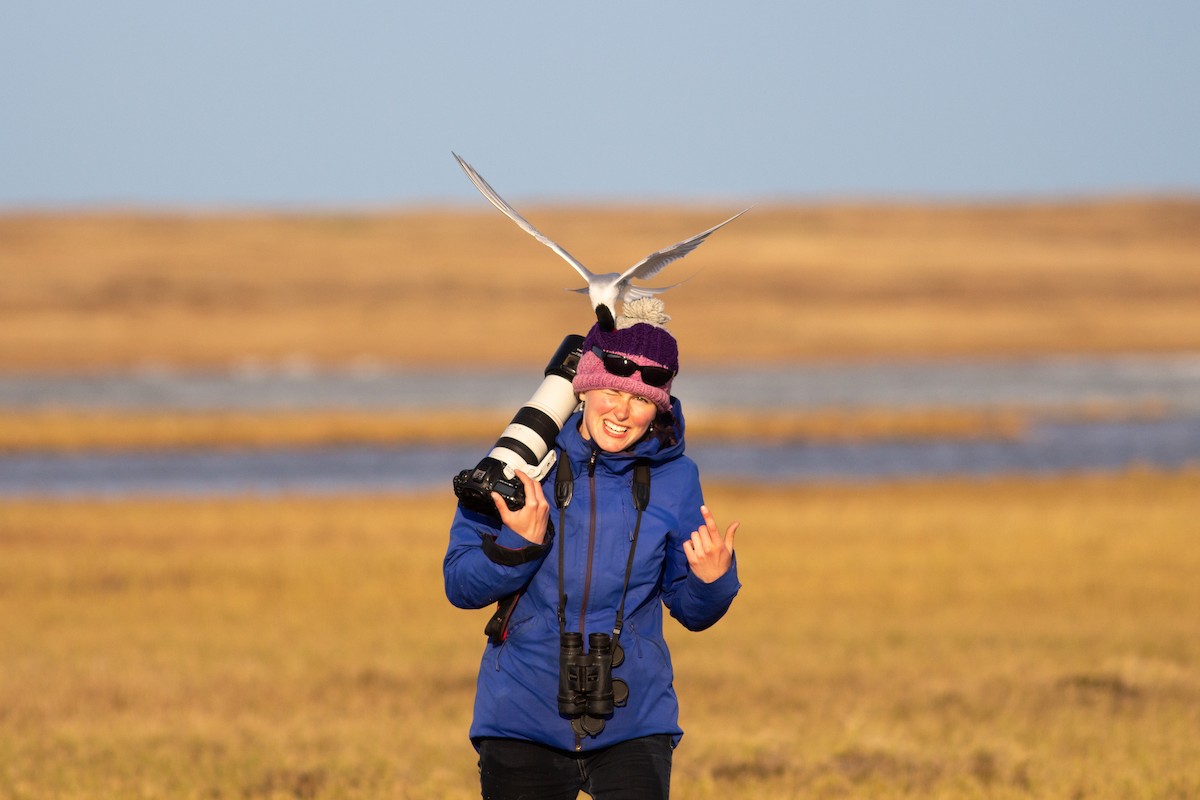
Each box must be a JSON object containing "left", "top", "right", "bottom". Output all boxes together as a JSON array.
[
  {"left": 616, "top": 207, "right": 752, "bottom": 285},
  {"left": 622, "top": 276, "right": 694, "bottom": 302},
  {"left": 453, "top": 153, "right": 597, "bottom": 283}
]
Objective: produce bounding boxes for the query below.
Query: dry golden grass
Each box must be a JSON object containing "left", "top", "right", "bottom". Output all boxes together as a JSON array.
[
  {"left": 2, "top": 471, "right": 1199, "bottom": 798},
  {"left": 3, "top": 198, "right": 1199, "bottom": 800},
  {"left": 2, "top": 199, "right": 1199, "bottom": 372}
]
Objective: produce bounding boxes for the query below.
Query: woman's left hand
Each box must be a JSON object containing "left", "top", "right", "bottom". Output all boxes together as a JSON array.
[{"left": 683, "top": 505, "right": 739, "bottom": 583}]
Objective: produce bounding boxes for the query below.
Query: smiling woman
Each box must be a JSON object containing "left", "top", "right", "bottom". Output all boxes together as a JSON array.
[{"left": 443, "top": 298, "right": 740, "bottom": 798}]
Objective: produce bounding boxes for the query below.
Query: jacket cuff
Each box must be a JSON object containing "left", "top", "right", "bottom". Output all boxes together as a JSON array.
[{"left": 480, "top": 523, "right": 553, "bottom": 566}]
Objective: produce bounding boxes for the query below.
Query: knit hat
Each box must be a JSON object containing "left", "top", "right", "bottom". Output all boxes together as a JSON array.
[{"left": 572, "top": 298, "right": 679, "bottom": 413}]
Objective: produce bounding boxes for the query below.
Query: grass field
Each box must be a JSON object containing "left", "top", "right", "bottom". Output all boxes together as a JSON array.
[
  {"left": 3, "top": 473, "right": 1199, "bottom": 799},
  {"left": 2, "top": 200, "right": 1199, "bottom": 798},
  {"left": 3, "top": 199, "right": 1199, "bottom": 371}
]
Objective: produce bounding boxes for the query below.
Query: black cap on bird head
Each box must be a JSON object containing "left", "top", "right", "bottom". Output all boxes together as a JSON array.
[{"left": 595, "top": 303, "right": 616, "bottom": 332}]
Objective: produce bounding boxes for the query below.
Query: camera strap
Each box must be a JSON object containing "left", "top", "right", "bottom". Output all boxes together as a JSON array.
[
  {"left": 555, "top": 453, "right": 574, "bottom": 636},
  {"left": 613, "top": 460, "right": 650, "bottom": 642}
]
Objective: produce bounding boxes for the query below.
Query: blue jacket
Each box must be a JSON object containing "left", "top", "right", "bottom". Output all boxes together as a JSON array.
[{"left": 444, "top": 399, "right": 741, "bottom": 752}]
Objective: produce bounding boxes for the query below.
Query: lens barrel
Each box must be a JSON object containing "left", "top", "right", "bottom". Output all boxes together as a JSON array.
[{"left": 453, "top": 334, "right": 584, "bottom": 517}]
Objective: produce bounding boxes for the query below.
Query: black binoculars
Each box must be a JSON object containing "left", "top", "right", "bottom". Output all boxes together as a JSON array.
[{"left": 557, "top": 632, "right": 628, "bottom": 734}]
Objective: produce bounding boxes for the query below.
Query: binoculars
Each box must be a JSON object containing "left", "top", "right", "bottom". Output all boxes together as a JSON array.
[{"left": 557, "top": 631, "right": 629, "bottom": 736}]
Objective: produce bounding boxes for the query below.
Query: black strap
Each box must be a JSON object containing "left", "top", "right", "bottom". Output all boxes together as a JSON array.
[
  {"left": 555, "top": 455, "right": 574, "bottom": 635},
  {"left": 484, "top": 592, "right": 521, "bottom": 642},
  {"left": 613, "top": 459, "right": 650, "bottom": 640},
  {"left": 555, "top": 453, "right": 574, "bottom": 509},
  {"left": 631, "top": 461, "right": 651, "bottom": 511}
]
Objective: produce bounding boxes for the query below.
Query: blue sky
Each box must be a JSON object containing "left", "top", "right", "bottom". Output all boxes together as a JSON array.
[{"left": 2, "top": 1, "right": 1198, "bottom": 209}]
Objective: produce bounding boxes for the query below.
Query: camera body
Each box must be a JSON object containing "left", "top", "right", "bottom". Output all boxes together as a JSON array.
[
  {"left": 453, "top": 334, "right": 584, "bottom": 517},
  {"left": 452, "top": 456, "right": 525, "bottom": 514}
]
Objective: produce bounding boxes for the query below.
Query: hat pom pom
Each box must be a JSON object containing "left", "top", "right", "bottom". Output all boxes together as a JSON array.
[{"left": 617, "top": 297, "right": 671, "bottom": 329}]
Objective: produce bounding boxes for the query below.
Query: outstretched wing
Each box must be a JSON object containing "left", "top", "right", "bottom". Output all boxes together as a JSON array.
[
  {"left": 617, "top": 207, "right": 752, "bottom": 285},
  {"left": 622, "top": 276, "right": 695, "bottom": 303},
  {"left": 453, "top": 153, "right": 596, "bottom": 283}
]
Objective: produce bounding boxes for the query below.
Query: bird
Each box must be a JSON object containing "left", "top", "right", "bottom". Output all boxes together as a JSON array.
[{"left": 453, "top": 152, "right": 749, "bottom": 330}]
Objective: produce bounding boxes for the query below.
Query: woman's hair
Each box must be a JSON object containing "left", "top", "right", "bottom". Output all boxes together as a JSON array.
[{"left": 650, "top": 409, "right": 678, "bottom": 448}]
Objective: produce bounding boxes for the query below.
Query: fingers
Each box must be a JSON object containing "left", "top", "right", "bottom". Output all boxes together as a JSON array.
[
  {"left": 723, "top": 521, "right": 739, "bottom": 554},
  {"left": 686, "top": 522, "right": 716, "bottom": 561},
  {"left": 519, "top": 469, "right": 548, "bottom": 507},
  {"left": 684, "top": 506, "right": 739, "bottom": 583},
  {"left": 490, "top": 470, "right": 550, "bottom": 544},
  {"left": 687, "top": 505, "right": 713, "bottom": 550},
  {"left": 495, "top": 470, "right": 544, "bottom": 511},
  {"left": 684, "top": 505, "right": 739, "bottom": 581},
  {"left": 698, "top": 505, "right": 737, "bottom": 552},
  {"left": 509, "top": 470, "right": 537, "bottom": 510},
  {"left": 490, "top": 490, "right": 510, "bottom": 517}
]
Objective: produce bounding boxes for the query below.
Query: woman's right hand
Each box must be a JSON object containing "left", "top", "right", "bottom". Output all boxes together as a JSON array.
[
  {"left": 492, "top": 469, "right": 551, "bottom": 545},
  {"left": 683, "top": 505, "right": 739, "bottom": 583}
]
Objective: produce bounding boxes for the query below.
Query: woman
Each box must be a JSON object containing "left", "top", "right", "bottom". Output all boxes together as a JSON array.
[{"left": 444, "top": 299, "right": 741, "bottom": 800}]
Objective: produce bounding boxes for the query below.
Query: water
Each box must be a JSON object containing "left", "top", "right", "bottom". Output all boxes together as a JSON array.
[
  {"left": 4, "top": 353, "right": 1200, "bottom": 412},
  {"left": 697, "top": 416, "right": 1200, "bottom": 483},
  {"left": 2, "top": 355, "right": 1198, "bottom": 497},
  {"left": 0, "top": 445, "right": 483, "bottom": 498},
  {"left": 2, "top": 416, "right": 1197, "bottom": 499}
]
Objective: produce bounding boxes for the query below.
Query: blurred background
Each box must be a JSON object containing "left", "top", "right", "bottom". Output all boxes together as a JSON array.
[
  {"left": 2, "top": 3, "right": 1200, "bottom": 798},
  {"left": 5, "top": 2, "right": 1200, "bottom": 208},
  {"left": 3, "top": 0, "right": 1199, "bottom": 492}
]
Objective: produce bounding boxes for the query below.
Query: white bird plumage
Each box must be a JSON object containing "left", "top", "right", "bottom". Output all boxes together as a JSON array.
[{"left": 453, "top": 152, "right": 749, "bottom": 330}]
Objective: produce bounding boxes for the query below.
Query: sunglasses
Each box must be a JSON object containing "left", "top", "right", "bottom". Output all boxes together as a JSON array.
[{"left": 591, "top": 346, "right": 676, "bottom": 388}]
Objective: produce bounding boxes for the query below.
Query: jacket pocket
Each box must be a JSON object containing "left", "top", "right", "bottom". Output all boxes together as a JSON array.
[
  {"left": 492, "top": 612, "right": 541, "bottom": 672},
  {"left": 626, "top": 620, "right": 670, "bottom": 669}
]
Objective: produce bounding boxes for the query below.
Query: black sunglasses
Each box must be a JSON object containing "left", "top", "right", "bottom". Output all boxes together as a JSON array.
[{"left": 591, "top": 346, "right": 676, "bottom": 387}]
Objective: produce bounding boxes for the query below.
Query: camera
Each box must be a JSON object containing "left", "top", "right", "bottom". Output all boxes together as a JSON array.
[
  {"left": 557, "top": 631, "right": 629, "bottom": 736},
  {"left": 453, "top": 334, "right": 584, "bottom": 517}
]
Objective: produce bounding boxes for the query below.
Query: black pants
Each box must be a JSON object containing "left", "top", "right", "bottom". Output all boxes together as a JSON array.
[{"left": 477, "top": 735, "right": 673, "bottom": 800}]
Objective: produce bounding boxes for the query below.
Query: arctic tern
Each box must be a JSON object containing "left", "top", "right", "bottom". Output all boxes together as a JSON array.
[{"left": 453, "top": 152, "right": 748, "bottom": 330}]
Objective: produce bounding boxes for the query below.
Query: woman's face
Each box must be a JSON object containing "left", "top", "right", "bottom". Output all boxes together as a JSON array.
[{"left": 579, "top": 388, "right": 658, "bottom": 452}]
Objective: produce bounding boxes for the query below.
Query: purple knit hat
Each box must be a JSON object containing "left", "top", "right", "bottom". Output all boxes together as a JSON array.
[{"left": 572, "top": 298, "right": 679, "bottom": 412}]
